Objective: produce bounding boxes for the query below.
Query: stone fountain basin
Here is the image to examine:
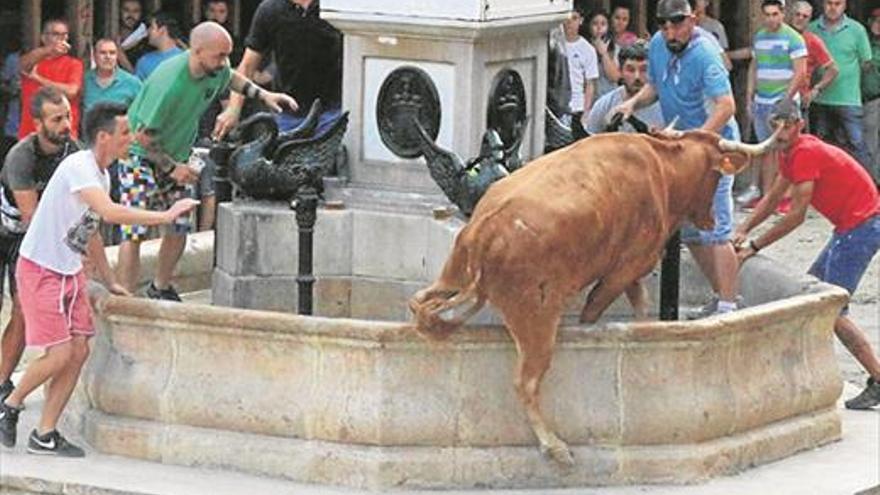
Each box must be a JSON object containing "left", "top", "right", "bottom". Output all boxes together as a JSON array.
[{"left": 73, "top": 247, "right": 847, "bottom": 490}]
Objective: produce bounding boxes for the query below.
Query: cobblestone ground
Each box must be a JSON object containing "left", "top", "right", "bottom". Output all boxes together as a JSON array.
[{"left": 740, "top": 208, "right": 880, "bottom": 386}]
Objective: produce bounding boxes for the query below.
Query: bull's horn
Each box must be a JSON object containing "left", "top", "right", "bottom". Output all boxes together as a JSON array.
[
  {"left": 663, "top": 116, "right": 680, "bottom": 133},
  {"left": 718, "top": 125, "right": 783, "bottom": 155}
]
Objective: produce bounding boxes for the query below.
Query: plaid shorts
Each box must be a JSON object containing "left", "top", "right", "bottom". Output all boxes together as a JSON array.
[{"left": 116, "top": 154, "right": 193, "bottom": 242}]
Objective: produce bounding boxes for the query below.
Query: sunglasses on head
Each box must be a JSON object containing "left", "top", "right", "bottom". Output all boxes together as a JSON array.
[{"left": 656, "top": 14, "right": 688, "bottom": 25}]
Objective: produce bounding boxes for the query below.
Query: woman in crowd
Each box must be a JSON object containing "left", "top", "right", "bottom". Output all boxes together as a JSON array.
[{"left": 583, "top": 10, "right": 622, "bottom": 100}]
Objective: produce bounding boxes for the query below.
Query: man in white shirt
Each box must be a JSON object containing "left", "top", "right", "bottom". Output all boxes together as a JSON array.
[
  {"left": 0, "top": 102, "right": 197, "bottom": 457},
  {"left": 562, "top": 9, "right": 599, "bottom": 138}
]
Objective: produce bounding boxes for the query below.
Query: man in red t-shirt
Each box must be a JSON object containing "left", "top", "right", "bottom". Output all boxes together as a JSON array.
[
  {"left": 789, "top": 2, "right": 838, "bottom": 119},
  {"left": 734, "top": 98, "right": 880, "bottom": 410},
  {"left": 19, "top": 19, "right": 83, "bottom": 140}
]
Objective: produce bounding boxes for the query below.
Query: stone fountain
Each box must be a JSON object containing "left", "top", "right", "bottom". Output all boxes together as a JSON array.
[{"left": 66, "top": 0, "right": 847, "bottom": 491}]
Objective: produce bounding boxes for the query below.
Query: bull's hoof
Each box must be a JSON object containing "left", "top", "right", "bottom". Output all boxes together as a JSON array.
[{"left": 541, "top": 442, "right": 575, "bottom": 467}]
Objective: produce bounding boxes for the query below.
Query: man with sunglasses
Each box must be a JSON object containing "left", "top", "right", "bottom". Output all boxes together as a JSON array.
[
  {"left": 18, "top": 19, "right": 84, "bottom": 141},
  {"left": 614, "top": 0, "right": 741, "bottom": 318},
  {"left": 734, "top": 98, "right": 880, "bottom": 410}
]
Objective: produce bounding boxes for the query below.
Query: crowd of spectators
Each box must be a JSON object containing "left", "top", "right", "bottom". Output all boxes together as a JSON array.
[{"left": 558, "top": 0, "right": 878, "bottom": 187}]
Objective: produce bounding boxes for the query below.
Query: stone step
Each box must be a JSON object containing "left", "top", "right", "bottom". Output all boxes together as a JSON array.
[{"left": 1, "top": 383, "right": 877, "bottom": 495}]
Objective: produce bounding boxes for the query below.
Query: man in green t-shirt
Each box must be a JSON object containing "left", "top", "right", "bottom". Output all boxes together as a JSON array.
[
  {"left": 808, "top": 0, "right": 875, "bottom": 180},
  {"left": 117, "top": 22, "right": 296, "bottom": 299},
  {"left": 863, "top": 8, "right": 880, "bottom": 180}
]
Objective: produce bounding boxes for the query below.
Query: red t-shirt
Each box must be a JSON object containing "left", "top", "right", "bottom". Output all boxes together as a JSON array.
[
  {"left": 779, "top": 135, "right": 880, "bottom": 233},
  {"left": 800, "top": 31, "right": 832, "bottom": 99},
  {"left": 19, "top": 55, "right": 83, "bottom": 140}
]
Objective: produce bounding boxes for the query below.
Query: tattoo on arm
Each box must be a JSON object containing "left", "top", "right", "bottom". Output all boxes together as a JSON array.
[{"left": 141, "top": 128, "right": 177, "bottom": 176}]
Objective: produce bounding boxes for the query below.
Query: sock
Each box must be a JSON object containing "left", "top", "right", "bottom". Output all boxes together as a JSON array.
[{"left": 717, "top": 300, "right": 738, "bottom": 313}]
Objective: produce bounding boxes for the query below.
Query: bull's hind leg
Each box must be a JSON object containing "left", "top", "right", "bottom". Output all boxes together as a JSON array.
[
  {"left": 581, "top": 260, "right": 656, "bottom": 323},
  {"left": 502, "top": 306, "right": 573, "bottom": 466}
]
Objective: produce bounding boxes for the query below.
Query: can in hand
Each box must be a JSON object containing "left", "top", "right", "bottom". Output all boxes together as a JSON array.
[{"left": 187, "top": 147, "right": 210, "bottom": 175}]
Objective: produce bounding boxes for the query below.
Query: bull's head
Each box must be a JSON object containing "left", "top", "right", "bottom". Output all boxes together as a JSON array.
[
  {"left": 688, "top": 127, "right": 782, "bottom": 230},
  {"left": 716, "top": 125, "right": 783, "bottom": 174}
]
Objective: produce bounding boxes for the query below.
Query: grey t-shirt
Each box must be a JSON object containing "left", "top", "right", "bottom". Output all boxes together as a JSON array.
[
  {"left": 585, "top": 86, "right": 665, "bottom": 135},
  {"left": 700, "top": 17, "right": 729, "bottom": 51},
  {"left": 0, "top": 135, "right": 78, "bottom": 233}
]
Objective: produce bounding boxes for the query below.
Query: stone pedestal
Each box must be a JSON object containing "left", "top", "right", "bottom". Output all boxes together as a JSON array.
[{"left": 322, "top": 0, "right": 568, "bottom": 196}]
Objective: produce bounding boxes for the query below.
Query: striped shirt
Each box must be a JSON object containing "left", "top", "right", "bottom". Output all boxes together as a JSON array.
[{"left": 753, "top": 24, "right": 807, "bottom": 104}]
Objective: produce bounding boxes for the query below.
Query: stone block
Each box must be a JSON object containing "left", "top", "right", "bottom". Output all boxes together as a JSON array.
[
  {"left": 216, "top": 201, "right": 299, "bottom": 276},
  {"left": 349, "top": 277, "right": 424, "bottom": 321},
  {"left": 211, "top": 269, "right": 298, "bottom": 313},
  {"left": 351, "top": 210, "right": 430, "bottom": 280}
]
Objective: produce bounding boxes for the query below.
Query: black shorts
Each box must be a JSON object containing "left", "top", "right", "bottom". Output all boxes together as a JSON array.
[{"left": 0, "top": 231, "right": 24, "bottom": 298}]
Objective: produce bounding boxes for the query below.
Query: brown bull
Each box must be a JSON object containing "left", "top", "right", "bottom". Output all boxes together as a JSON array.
[{"left": 409, "top": 129, "right": 776, "bottom": 465}]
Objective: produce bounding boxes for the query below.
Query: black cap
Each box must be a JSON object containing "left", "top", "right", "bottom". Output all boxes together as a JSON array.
[
  {"left": 657, "top": 0, "right": 692, "bottom": 18},
  {"left": 770, "top": 98, "right": 802, "bottom": 122}
]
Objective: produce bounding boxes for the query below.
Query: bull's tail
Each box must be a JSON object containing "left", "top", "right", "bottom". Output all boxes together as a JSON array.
[{"left": 408, "top": 273, "right": 485, "bottom": 341}]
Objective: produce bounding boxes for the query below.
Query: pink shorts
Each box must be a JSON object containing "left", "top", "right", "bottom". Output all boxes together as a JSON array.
[{"left": 15, "top": 257, "right": 94, "bottom": 348}]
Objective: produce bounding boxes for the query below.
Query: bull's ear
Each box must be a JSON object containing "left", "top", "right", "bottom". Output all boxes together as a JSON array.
[{"left": 715, "top": 152, "right": 750, "bottom": 175}]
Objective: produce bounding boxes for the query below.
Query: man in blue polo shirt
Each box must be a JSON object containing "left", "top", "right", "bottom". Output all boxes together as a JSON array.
[
  {"left": 614, "top": 0, "right": 741, "bottom": 318},
  {"left": 83, "top": 39, "right": 142, "bottom": 113}
]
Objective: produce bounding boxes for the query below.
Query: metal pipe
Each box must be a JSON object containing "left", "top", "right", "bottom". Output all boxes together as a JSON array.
[
  {"left": 659, "top": 231, "right": 681, "bottom": 321},
  {"left": 209, "top": 142, "right": 235, "bottom": 268},
  {"left": 294, "top": 186, "right": 319, "bottom": 315}
]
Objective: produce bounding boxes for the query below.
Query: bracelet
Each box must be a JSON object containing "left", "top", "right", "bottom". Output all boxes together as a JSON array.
[
  {"left": 749, "top": 239, "right": 761, "bottom": 252},
  {"left": 242, "top": 80, "right": 262, "bottom": 99}
]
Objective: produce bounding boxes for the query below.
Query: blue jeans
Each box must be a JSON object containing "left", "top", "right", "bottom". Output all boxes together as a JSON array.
[
  {"left": 752, "top": 101, "right": 777, "bottom": 141},
  {"left": 275, "top": 105, "right": 342, "bottom": 137},
  {"left": 810, "top": 103, "right": 876, "bottom": 181},
  {"left": 808, "top": 214, "right": 880, "bottom": 313},
  {"left": 681, "top": 174, "right": 734, "bottom": 245}
]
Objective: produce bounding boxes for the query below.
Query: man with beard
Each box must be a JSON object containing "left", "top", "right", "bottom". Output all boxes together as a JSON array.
[
  {"left": 19, "top": 19, "right": 83, "bottom": 141},
  {"left": 734, "top": 98, "right": 880, "bottom": 410},
  {"left": 0, "top": 87, "right": 79, "bottom": 403},
  {"left": 116, "top": 0, "right": 150, "bottom": 73},
  {"left": 115, "top": 22, "right": 296, "bottom": 299},
  {"left": 614, "top": 0, "right": 742, "bottom": 318}
]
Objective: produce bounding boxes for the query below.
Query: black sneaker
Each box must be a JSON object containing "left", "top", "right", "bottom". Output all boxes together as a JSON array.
[
  {"left": 0, "top": 401, "right": 21, "bottom": 448},
  {"left": 146, "top": 282, "right": 182, "bottom": 302},
  {"left": 845, "top": 378, "right": 880, "bottom": 410},
  {"left": 0, "top": 380, "right": 13, "bottom": 403},
  {"left": 27, "top": 429, "right": 85, "bottom": 457}
]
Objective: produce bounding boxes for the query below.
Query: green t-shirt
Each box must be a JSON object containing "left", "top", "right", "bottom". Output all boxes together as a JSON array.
[
  {"left": 808, "top": 15, "right": 872, "bottom": 106},
  {"left": 127, "top": 51, "right": 232, "bottom": 161},
  {"left": 863, "top": 38, "right": 880, "bottom": 102}
]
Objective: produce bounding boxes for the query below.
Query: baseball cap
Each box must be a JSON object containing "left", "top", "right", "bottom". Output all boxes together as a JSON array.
[
  {"left": 656, "top": 0, "right": 692, "bottom": 20},
  {"left": 770, "top": 98, "right": 802, "bottom": 122}
]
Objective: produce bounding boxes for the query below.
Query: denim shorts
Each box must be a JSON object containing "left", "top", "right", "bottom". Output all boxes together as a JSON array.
[
  {"left": 752, "top": 101, "right": 777, "bottom": 141},
  {"left": 681, "top": 174, "right": 734, "bottom": 245},
  {"left": 808, "top": 214, "right": 880, "bottom": 310}
]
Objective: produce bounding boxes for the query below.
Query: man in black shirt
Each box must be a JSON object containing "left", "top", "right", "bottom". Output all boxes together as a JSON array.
[
  {"left": 0, "top": 87, "right": 78, "bottom": 402},
  {"left": 214, "top": 0, "right": 343, "bottom": 138}
]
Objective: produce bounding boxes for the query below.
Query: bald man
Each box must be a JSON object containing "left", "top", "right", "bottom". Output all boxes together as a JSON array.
[{"left": 117, "top": 22, "right": 296, "bottom": 300}]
